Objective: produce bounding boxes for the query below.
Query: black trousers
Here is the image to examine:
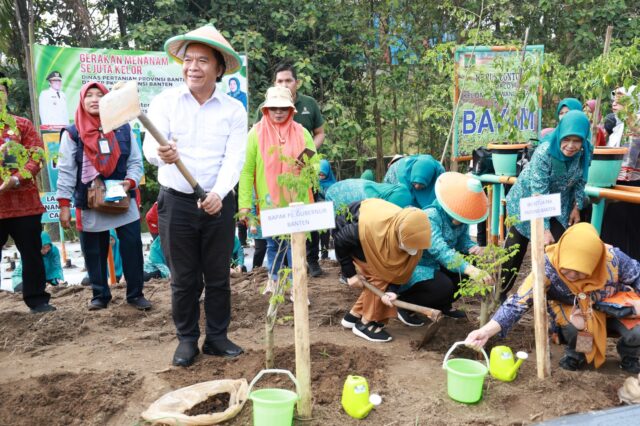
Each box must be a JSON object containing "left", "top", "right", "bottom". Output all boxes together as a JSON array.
[
  {"left": 0, "top": 214, "right": 49, "bottom": 308},
  {"left": 237, "top": 221, "right": 248, "bottom": 246},
  {"left": 398, "top": 269, "right": 461, "bottom": 312},
  {"left": 80, "top": 219, "right": 144, "bottom": 303},
  {"left": 306, "top": 231, "right": 320, "bottom": 265},
  {"left": 253, "top": 238, "right": 267, "bottom": 269},
  {"left": 320, "top": 230, "right": 330, "bottom": 259},
  {"left": 159, "top": 188, "right": 235, "bottom": 343},
  {"left": 561, "top": 319, "right": 640, "bottom": 360},
  {"left": 501, "top": 218, "right": 565, "bottom": 298}
]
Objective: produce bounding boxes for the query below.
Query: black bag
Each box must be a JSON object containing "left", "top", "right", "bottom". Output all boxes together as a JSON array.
[
  {"left": 471, "top": 147, "right": 494, "bottom": 175},
  {"left": 593, "top": 301, "right": 636, "bottom": 319}
]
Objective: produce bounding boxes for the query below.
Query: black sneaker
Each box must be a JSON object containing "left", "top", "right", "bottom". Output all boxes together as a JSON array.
[
  {"left": 308, "top": 262, "right": 323, "bottom": 277},
  {"left": 559, "top": 354, "right": 585, "bottom": 371},
  {"left": 341, "top": 312, "right": 361, "bottom": 329},
  {"left": 352, "top": 321, "right": 392, "bottom": 343},
  {"left": 397, "top": 308, "right": 425, "bottom": 327},
  {"left": 30, "top": 303, "right": 56, "bottom": 314},
  {"left": 620, "top": 357, "right": 640, "bottom": 374},
  {"left": 443, "top": 309, "right": 467, "bottom": 319}
]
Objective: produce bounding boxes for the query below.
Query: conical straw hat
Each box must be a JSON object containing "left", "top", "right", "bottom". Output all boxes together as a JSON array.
[
  {"left": 434, "top": 172, "right": 488, "bottom": 224},
  {"left": 164, "top": 25, "right": 241, "bottom": 74}
]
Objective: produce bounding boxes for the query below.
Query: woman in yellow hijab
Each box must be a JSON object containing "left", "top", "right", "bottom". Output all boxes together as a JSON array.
[
  {"left": 464, "top": 223, "right": 640, "bottom": 373},
  {"left": 333, "top": 198, "right": 431, "bottom": 342}
]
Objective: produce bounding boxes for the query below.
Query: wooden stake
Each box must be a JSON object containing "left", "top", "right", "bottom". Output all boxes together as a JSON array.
[
  {"left": 108, "top": 244, "right": 117, "bottom": 285},
  {"left": 531, "top": 218, "right": 550, "bottom": 378},
  {"left": 291, "top": 231, "right": 312, "bottom": 419}
]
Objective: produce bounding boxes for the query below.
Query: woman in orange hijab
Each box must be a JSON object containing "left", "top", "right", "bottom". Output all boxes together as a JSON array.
[
  {"left": 465, "top": 223, "right": 640, "bottom": 373},
  {"left": 334, "top": 198, "right": 431, "bottom": 343}
]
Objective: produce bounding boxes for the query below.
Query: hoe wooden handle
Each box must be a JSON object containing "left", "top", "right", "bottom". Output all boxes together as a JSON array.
[{"left": 361, "top": 279, "right": 443, "bottom": 322}]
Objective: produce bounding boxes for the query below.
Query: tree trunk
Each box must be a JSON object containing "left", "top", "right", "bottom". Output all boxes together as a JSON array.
[
  {"left": 265, "top": 317, "right": 275, "bottom": 368},
  {"left": 13, "top": 0, "right": 36, "bottom": 122},
  {"left": 392, "top": 89, "right": 398, "bottom": 154},
  {"left": 479, "top": 298, "right": 489, "bottom": 327},
  {"left": 370, "top": 64, "right": 385, "bottom": 181},
  {"left": 116, "top": 7, "right": 127, "bottom": 39}
]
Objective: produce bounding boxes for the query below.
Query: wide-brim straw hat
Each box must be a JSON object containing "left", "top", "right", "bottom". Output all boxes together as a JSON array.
[
  {"left": 434, "top": 172, "right": 488, "bottom": 225},
  {"left": 262, "top": 86, "right": 297, "bottom": 112},
  {"left": 164, "top": 25, "right": 241, "bottom": 74}
]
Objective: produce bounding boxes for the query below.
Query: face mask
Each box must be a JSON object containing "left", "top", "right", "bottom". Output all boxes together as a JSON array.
[
  {"left": 399, "top": 242, "right": 418, "bottom": 256},
  {"left": 50, "top": 81, "right": 62, "bottom": 91}
]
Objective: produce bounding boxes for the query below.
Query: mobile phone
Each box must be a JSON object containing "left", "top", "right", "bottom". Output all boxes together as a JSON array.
[{"left": 296, "top": 147, "right": 316, "bottom": 164}]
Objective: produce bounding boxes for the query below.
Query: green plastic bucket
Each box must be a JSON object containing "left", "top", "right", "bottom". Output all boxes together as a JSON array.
[
  {"left": 248, "top": 369, "right": 299, "bottom": 426},
  {"left": 587, "top": 148, "right": 628, "bottom": 188},
  {"left": 442, "top": 342, "right": 489, "bottom": 404}
]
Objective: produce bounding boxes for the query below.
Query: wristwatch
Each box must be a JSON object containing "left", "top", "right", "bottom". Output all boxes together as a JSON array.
[{"left": 11, "top": 176, "right": 19, "bottom": 188}]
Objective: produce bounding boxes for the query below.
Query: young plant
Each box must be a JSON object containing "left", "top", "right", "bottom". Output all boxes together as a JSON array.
[
  {"left": 453, "top": 216, "right": 520, "bottom": 326},
  {"left": 0, "top": 81, "right": 45, "bottom": 182},
  {"left": 243, "top": 145, "right": 320, "bottom": 369}
]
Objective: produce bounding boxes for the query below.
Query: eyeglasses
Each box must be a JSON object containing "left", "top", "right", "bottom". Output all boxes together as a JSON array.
[{"left": 268, "top": 107, "right": 290, "bottom": 112}]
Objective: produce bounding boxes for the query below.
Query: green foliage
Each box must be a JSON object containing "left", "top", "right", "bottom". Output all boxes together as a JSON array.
[{"left": 452, "top": 216, "right": 521, "bottom": 325}]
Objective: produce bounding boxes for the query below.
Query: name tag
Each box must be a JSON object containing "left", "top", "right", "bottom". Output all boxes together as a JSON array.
[{"left": 99, "top": 138, "right": 111, "bottom": 154}]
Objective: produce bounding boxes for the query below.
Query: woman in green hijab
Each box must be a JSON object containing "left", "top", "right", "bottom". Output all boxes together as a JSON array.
[
  {"left": 325, "top": 179, "right": 413, "bottom": 212},
  {"left": 501, "top": 110, "right": 592, "bottom": 300},
  {"left": 383, "top": 154, "right": 445, "bottom": 208}
]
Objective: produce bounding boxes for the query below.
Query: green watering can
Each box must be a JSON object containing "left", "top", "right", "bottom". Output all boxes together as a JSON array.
[{"left": 489, "top": 345, "right": 528, "bottom": 382}]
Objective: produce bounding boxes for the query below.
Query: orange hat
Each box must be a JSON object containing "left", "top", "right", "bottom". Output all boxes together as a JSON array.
[{"left": 434, "top": 172, "right": 488, "bottom": 224}]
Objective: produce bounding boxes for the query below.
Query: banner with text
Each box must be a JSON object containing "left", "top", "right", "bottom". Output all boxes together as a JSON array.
[
  {"left": 453, "top": 45, "right": 544, "bottom": 157},
  {"left": 33, "top": 44, "right": 248, "bottom": 128}
]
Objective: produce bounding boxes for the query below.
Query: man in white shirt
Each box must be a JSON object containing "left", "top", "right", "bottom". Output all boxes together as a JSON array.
[
  {"left": 38, "top": 71, "right": 69, "bottom": 126},
  {"left": 143, "top": 25, "right": 247, "bottom": 367}
]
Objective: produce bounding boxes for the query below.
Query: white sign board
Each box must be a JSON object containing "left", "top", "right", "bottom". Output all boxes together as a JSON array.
[
  {"left": 261, "top": 201, "right": 336, "bottom": 238},
  {"left": 519, "top": 193, "right": 561, "bottom": 221}
]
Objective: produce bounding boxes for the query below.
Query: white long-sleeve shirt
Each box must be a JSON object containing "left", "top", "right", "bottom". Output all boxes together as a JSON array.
[{"left": 143, "top": 84, "right": 247, "bottom": 199}]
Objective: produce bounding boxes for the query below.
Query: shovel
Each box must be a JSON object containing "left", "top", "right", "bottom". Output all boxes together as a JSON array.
[
  {"left": 360, "top": 279, "right": 443, "bottom": 347},
  {"left": 98, "top": 80, "right": 206, "bottom": 201}
]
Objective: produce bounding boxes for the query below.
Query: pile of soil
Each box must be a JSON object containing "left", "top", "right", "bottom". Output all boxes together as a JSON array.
[
  {"left": 0, "top": 370, "right": 140, "bottom": 425},
  {"left": 185, "top": 392, "right": 231, "bottom": 416},
  {"left": 0, "top": 257, "right": 630, "bottom": 425}
]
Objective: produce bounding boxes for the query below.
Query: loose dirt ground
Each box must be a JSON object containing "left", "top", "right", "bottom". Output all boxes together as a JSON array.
[{"left": 0, "top": 258, "right": 630, "bottom": 425}]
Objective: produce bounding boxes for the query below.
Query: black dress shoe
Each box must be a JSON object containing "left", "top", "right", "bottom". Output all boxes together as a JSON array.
[
  {"left": 308, "top": 262, "right": 323, "bottom": 277},
  {"left": 88, "top": 299, "right": 108, "bottom": 311},
  {"left": 30, "top": 303, "right": 56, "bottom": 314},
  {"left": 172, "top": 341, "right": 199, "bottom": 367},
  {"left": 128, "top": 296, "right": 152, "bottom": 311},
  {"left": 202, "top": 338, "right": 243, "bottom": 358}
]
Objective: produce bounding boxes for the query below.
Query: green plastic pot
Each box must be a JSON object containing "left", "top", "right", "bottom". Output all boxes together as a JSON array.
[
  {"left": 587, "top": 147, "right": 628, "bottom": 188},
  {"left": 487, "top": 143, "right": 529, "bottom": 177}
]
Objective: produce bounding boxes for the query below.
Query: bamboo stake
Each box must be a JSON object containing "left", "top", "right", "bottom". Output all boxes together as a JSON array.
[
  {"left": 291, "top": 231, "right": 312, "bottom": 419},
  {"left": 591, "top": 26, "right": 613, "bottom": 139},
  {"left": 531, "top": 217, "right": 550, "bottom": 378}
]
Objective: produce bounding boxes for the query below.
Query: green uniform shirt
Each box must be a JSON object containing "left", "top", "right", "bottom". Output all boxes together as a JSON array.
[{"left": 255, "top": 94, "right": 324, "bottom": 135}]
